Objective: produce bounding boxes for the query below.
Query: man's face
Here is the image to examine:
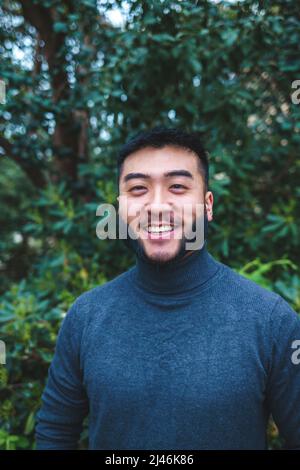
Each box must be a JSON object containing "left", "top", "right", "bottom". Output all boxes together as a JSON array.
[{"left": 117, "top": 145, "right": 213, "bottom": 264}]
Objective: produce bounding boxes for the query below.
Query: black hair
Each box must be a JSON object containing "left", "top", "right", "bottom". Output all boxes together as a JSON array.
[{"left": 117, "top": 126, "right": 209, "bottom": 192}]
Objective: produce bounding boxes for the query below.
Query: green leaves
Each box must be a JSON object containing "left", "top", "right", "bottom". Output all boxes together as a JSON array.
[
  {"left": 24, "top": 411, "right": 36, "bottom": 436},
  {"left": 261, "top": 201, "right": 299, "bottom": 245},
  {"left": 53, "top": 22, "right": 68, "bottom": 33},
  {"left": 237, "top": 258, "right": 298, "bottom": 291},
  {"left": 221, "top": 29, "right": 239, "bottom": 47},
  {"left": 0, "top": 430, "right": 29, "bottom": 450}
]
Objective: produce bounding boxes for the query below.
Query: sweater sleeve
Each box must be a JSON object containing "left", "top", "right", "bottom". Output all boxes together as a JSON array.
[
  {"left": 35, "top": 300, "right": 89, "bottom": 449},
  {"left": 266, "top": 295, "right": 300, "bottom": 450}
]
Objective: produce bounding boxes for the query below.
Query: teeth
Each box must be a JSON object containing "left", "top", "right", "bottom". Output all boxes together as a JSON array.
[{"left": 147, "top": 225, "right": 174, "bottom": 233}]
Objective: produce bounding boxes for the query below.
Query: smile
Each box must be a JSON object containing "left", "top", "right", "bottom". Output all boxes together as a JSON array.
[
  {"left": 140, "top": 224, "right": 180, "bottom": 241},
  {"left": 146, "top": 225, "right": 174, "bottom": 233}
]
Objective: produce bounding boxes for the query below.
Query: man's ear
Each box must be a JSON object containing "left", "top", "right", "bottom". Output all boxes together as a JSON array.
[{"left": 204, "top": 191, "right": 214, "bottom": 221}]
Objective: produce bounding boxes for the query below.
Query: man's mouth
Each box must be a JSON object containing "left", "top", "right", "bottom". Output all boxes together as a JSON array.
[
  {"left": 139, "top": 223, "right": 181, "bottom": 240},
  {"left": 146, "top": 224, "right": 174, "bottom": 233}
]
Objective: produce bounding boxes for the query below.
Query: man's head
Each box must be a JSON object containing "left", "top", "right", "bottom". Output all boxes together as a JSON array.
[{"left": 117, "top": 127, "right": 214, "bottom": 265}]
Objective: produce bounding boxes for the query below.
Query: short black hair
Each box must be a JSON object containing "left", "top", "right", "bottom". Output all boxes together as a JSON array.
[{"left": 117, "top": 126, "right": 209, "bottom": 191}]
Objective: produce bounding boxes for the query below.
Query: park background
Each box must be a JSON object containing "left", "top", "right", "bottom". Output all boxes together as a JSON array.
[{"left": 0, "top": 0, "right": 299, "bottom": 450}]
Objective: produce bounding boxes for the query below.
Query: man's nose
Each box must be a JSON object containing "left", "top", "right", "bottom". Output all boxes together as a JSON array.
[
  {"left": 150, "top": 186, "right": 165, "bottom": 206},
  {"left": 145, "top": 188, "right": 173, "bottom": 223}
]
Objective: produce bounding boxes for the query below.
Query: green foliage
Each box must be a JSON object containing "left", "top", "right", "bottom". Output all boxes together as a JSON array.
[
  {"left": 0, "top": 0, "right": 299, "bottom": 450},
  {"left": 237, "top": 258, "right": 299, "bottom": 306}
]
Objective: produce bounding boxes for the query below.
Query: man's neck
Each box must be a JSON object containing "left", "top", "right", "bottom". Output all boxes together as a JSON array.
[{"left": 131, "top": 240, "right": 221, "bottom": 295}]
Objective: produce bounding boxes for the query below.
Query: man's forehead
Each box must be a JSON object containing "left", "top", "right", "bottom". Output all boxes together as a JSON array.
[{"left": 121, "top": 145, "right": 199, "bottom": 175}]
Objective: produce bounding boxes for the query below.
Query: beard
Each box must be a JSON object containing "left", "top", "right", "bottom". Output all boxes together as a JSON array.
[{"left": 117, "top": 207, "right": 209, "bottom": 267}]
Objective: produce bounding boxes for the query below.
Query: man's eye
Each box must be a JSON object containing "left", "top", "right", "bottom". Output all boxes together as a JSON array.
[
  {"left": 170, "top": 184, "right": 187, "bottom": 191},
  {"left": 128, "top": 184, "right": 187, "bottom": 193},
  {"left": 129, "top": 186, "right": 146, "bottom": 192}
]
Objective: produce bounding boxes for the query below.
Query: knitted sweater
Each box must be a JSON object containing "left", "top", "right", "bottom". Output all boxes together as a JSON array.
[{"left": 35, "top": 242, "right": 300, "bottom": 449}]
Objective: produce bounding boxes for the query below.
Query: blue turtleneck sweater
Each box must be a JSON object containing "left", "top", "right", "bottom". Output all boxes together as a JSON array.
[{"left": 35, "top": 242, "right": 300, "bottom": 449}]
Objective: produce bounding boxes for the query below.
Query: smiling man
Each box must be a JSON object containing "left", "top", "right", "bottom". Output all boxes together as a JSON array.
[
  {"left": 117, "top": 143, "right": 211, "bottom": 264},
  {"left": 35, "top": 127, "right": 300, "bottom": 450}
]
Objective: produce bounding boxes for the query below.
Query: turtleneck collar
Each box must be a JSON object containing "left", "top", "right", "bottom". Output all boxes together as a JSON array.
[{"left": 130, "top": 240, "right": 221, "bottom": 296}]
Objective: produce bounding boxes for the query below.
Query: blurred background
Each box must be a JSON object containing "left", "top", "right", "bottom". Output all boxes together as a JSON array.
[{"left": 0, "top": 0, "right": 299, "bottom": 450}]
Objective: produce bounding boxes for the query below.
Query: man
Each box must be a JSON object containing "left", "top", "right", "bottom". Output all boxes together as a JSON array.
[{"left": 35, "top": 127, "right": 300, "bottom": 450}]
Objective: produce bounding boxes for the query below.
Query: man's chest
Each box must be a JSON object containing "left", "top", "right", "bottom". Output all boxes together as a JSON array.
[{"left": 81, "top": 309, "right": 268, "bottom": 416}]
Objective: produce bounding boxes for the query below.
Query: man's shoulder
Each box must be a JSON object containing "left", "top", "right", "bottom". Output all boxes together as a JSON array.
[
  {"left": 211, "top": 258, "right": 299, "bottom": 336},
  {"left": 218, "top": 260, "right": 281, "bottom": 314},
  {"left": 69, "top": 267, "right": 133, "bottom": 312}
]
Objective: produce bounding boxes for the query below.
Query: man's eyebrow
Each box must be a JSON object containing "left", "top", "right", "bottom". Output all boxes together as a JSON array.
[
  {"left": 164, "top": 170, "right": 194, "bottom": 179},
  {"left": 123, "top": 169, "right": 193, "bottom": 183},
  {"left": 123, "top": 172, "right": 151, "bottom": 183}
]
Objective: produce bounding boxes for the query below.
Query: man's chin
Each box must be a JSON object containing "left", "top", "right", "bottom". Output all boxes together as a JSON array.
[
  {"left": 142, "top": 248, "right": 178, "bottom": 265},
  {"left": 137, "top": 239, "right": 187, "bottom": 266}
]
